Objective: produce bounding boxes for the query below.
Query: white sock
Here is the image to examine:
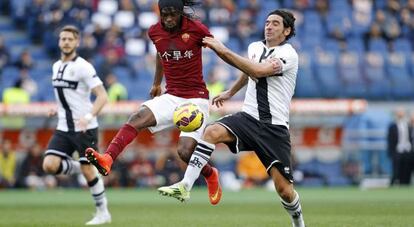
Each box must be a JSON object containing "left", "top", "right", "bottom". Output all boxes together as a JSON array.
[
  {"left": 88, "top": 176, "right": 108, "bottom": 213},
  {"left": 181, "top": 140, "right": 215, "bottom": 190},
  {"left": 57, "top": 159, "right": 81, "bottom": 175},
  {"left": 280, "top": 191, "right": 305, "bottom": 227}
]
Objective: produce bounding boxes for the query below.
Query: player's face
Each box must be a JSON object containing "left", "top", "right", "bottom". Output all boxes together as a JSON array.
[
  {"left": 264, "top": 14, "right": 291, "bottom": 45},
  {"left": 59, "top": 31, "right": 79, "bottom": 56},
  {"left": 160, "top": 7, "right": 181, "bottom": 32}
]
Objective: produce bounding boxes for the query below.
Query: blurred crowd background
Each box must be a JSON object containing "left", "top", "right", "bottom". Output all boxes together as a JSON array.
[{"left": 1, "top": 0, "right": 414, "bottom": 190}]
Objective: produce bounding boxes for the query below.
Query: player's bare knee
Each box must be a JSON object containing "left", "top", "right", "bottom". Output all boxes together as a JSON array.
[
  {"left": 202, "top": 124, "right": 223, "bottom": 144},
  {"left": 42, "top": 160, "right": 58, "bottom": 174},
  {"left": 127, "top": 107, "right": 155, "bottom": 130},
  {"left": 42, "top": 156, "right": 60, "bottom": 173}
]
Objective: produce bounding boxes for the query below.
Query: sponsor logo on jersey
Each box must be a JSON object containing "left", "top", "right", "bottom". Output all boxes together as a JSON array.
[
  {"left": 52, "top": 79, "right": 78, "bottom": 89},
  {"left": 181, "top": 33, "right": 190, "bottom": 43}
]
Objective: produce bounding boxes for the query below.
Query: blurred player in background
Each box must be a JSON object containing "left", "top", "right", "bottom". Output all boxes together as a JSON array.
[
  {"left": 42, "top": 25, "right": 111, "bottom": 225},
  {"left": 158, "top": 9, "right": 305, "bottom": 227},
  {"left": 86, "top": 0, "right": 222, "bottom": 205}
]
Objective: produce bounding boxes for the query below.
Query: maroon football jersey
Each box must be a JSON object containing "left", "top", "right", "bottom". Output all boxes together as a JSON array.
[{"left": 148, "top": 16, "right": 211, "bottom": 99}]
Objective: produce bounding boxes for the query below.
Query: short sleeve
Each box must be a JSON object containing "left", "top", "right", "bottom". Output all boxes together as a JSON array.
[
  {"left": 196, "top": 21, "right": 212, "bottom": 38},
  {"left": 247, "top": 42, "right": 256, "bottom": 60},
  {"left": 81, "top": 62, "right": 103, "bottom": 89},
  {"left": 278, "top": 46, "right": 298, "bottom": 73},
  {"left": 147, "top": 24, "right": 156, "bottom": 43}
]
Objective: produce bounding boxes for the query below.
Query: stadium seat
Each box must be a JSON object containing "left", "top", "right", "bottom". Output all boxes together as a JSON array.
[
  {"left": 294, "top": 52, "right": 321, "bottom": 98},
  {"left": 410, "top": 53, "right": 414, "bottom": 77},
  {"left": 114, "top": 11, "right": 135, "bottom": 29},
  {"left": 138, "top": 12, "right": 159, "bottom": 29},
  {"left": 323, "top": 39, "right": 341, "bottom": 54},
  {"left": 363, "top": 52, "right": 390, "bottom": 99},
  {"left": 98, "top": 0, "right": 118, "bottom": 15},
  {"left": 326, "top": 11, "right": 352, "bottom": 38},
  {"left": 303, "top": 11, "right": 324, "bottom": 47},
  {"left": 338, "top": 52, "right": 367, "bottom": 98},
  {"left": 392, "top": 38, "right": 412, "bottom": 56},
  {"left": 386, "top": 52, "right": 410, "bottom": 80},
  {"left": 210, "top": 26, "right": 229, "bottom": 43},
  {"left": 125, "top": 38, "right": 146, "bottom": 56},
  {"left": 1, "top": 66, "right": 20, "bottom": 87},
  {"left": 368, "top": 38, "right": 388, "bottom": 53},
  {"left": 346, "top": 37, "right": 365, "bottom": 54},
  {"left": 314, "top": 51, "right": 342, "bottom": 97},
  {"left": 91, "top": 13, "right": 112, "bottom": 30},
  {"left": 385, "top": 52, "right": 414, "bottom": 99}
]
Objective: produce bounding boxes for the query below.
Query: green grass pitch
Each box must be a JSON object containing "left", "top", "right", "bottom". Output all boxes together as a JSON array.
[{"left": 0, "top": 187, "right": 413, "bottom": 226}]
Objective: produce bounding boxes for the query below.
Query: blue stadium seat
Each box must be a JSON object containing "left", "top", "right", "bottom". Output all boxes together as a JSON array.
[
  {"left": 410, "top": 53, "right": 414, "bottom": 77},
  {"left": 30, "top": 69, "right": 52, "bottom": 82},
  {"left": 386, "top": 52, "right": 411, "bottom": 81},
  {"left": 346, "top": 37, "right": 365, "bottom": 54},
  {"left": 392, "top": 38, "right": 412, "bottom": 56},
  {"left": 294, "top": 52, "right": 321, "bottom": 98},
  {"left": 33, "top": 77, "right": 54, "bottom": 102},
  {"left": 363, "top": 52, "right": 391, "bottom": 99},
  {"left": 386, "top": 52, "right": 414, "bottom": 99},
  {"left": 302, "top": 11, "right": 324, "bottom": 49},
  {"left": 326, "top": 12, "right": 352, "bottom": 38},
  {"left": 2, "top": 66, "right": 20, "bottom": 87},
  {"left": 338, "top": 52, "right": 367, "bottom": 98},
  {"left": 323, "top": 39, "right": 341, "bottom": 54},
  {"left": 390, "top": 77, "right": 414, "bottom": 99},
  {"left": 368, "top": 38, "right": 388, "bottom": 53},
  {"left": 112, "top": 66, "right": 133, "bottom": 80},
  {"left": 314, "top": 51, "right": 342, "bottom": 97},
  {"left": 330, "top": 1, "right": 351, "bottom": 12}
]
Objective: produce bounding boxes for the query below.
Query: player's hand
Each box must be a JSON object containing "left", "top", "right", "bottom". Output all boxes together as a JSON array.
[
  {"left": 202, "top": 37, "right": 227, "bottom": 54},
  {"left": 212, "top": 90, "right": 232, "bottom": 108},
  {"left": 48, "top": 108, "right": 57, "bottom": 117},
  {"left": 149, "top": 85, "right": 162, "bottom": 98},
  {"left": 77, "top": 117, "right": 89, "bottom": 132}
]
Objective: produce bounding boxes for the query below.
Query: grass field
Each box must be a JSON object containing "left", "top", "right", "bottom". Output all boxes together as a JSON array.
[{"left": 0, "top": 187, "right": 413, "bottom": 227}]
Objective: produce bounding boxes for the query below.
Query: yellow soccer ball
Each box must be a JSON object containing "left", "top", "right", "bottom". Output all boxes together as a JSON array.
[{"left": 173, "top": 103, "right": 204, "bottom": 132}]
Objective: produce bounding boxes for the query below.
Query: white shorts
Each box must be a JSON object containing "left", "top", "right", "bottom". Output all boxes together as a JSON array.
[{"left": 142, "top": 94, "right": 210, "bottom": 140}]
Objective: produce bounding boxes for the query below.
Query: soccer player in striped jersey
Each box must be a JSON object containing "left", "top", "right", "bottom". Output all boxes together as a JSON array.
[
  {"left": 85, "top": 0, "right": 222, "bottom": 205},
  {"left": 158, "top": 9, "right": 305, "bottom": 227},
  {"left": 42, "top": 25, "right": 111, "bottom": 225}
]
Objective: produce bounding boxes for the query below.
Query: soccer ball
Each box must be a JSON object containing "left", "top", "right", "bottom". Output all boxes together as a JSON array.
[{"left": 173, "top": 103, "right": 204, "bottom": 132}]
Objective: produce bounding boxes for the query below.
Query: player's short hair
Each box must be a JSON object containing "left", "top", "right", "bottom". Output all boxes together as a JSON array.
[
  {"left": 59, "top": 25, "right": 80, "bottom": 39},
  {"left": 268, "top": 9, "right": 296, "bottom": 41}
]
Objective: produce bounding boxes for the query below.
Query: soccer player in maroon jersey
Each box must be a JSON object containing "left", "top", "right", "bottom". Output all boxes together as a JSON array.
[{"left": 85, "top": 0, "right": 222, "bottom": 205}]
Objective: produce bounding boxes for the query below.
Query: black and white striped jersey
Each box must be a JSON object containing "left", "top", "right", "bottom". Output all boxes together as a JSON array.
[
  {"left": 242, "top": 41, "right": 298, "bottom": 128},
  {"left": 52, "top": 56, "right": 103, "bottom": 132}
]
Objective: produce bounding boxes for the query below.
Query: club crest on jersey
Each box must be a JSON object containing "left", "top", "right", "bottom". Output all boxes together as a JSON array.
[{"left": 181, "top": 33, "right": 190, "bottom": 43}]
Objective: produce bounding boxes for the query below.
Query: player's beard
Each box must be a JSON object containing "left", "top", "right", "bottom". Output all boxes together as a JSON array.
[{"left": 61, "top": 47, "right": 76, "bottom": 57}]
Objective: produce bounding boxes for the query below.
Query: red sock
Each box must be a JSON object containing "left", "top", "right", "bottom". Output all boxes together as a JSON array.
[
  {"left": 201, "top": 163, "right": 213, "bottom": 178},
  {"left": 105, "top": 124, "right": 138, "bottom": 160}
]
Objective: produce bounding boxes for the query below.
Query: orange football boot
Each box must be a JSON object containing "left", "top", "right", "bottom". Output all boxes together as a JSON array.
[
  {"left": 85, "top": 148, "right": 113, "bottom": 176},
  {"left": 204, "top": 167, "right": 222, "bottom": 205}
]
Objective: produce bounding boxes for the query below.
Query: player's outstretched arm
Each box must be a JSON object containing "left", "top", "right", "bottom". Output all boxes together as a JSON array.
[
  {"left": 203, "top": 37, "right": 281, "bottom": 78},
  {"left": 150, "top": 54, "right": 164, "bottom": 98},
  {"left": 212, "top": 73, "right": 249, "bottom": 108}
]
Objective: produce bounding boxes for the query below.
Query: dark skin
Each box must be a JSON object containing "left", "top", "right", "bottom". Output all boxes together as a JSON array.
[
  {"left": 127, "top": 6, "right": 197, "bottom": 165},
  {"left": 160, "top": 7, "right": 182, "bottom": 33}
]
